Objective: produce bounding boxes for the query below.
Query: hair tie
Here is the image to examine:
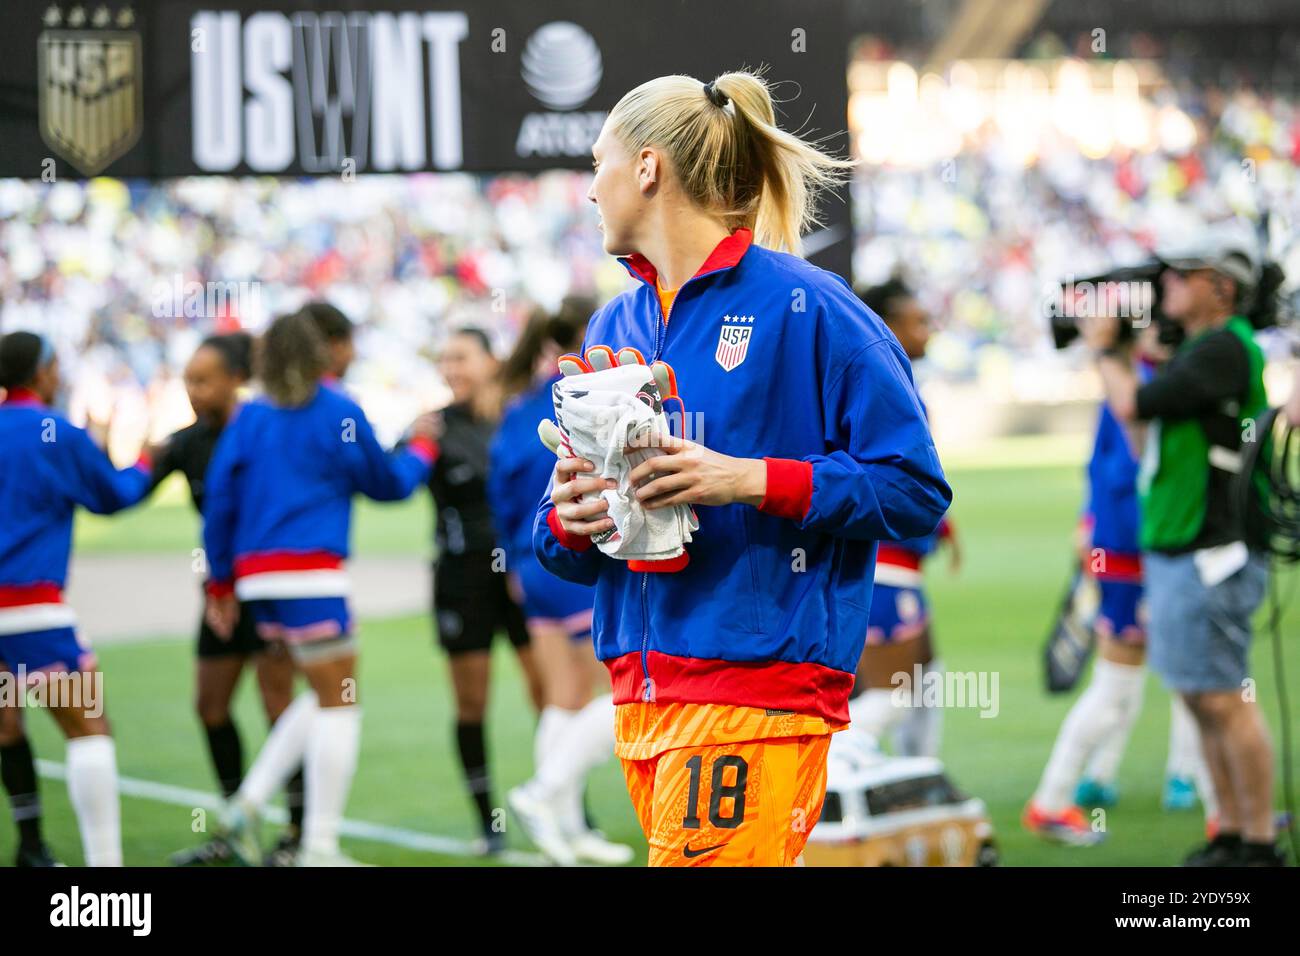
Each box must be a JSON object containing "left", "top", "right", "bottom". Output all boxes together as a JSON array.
[{"left": 703, "top": 80, "right": 729, "bottom": 108}]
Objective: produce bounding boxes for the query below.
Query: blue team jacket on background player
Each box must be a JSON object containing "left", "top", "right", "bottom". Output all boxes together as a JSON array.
[
  {"left": 202, "top": 384, "right": 434, "bottom": 601},
  {"left": 0, "top": 388, "right": 151, "bottom": 641},
  {"left": 490, "top": 375, "right": 594, "bottom": 629},
  {"left": 490, "top": 376, "right": 564, "bottom": 571},
  {"left": 532, "top": 228, "right": 952, "bottom": 723},
  {"left": 1082, "top": 361, "right": 1148, "bottom": 588}
]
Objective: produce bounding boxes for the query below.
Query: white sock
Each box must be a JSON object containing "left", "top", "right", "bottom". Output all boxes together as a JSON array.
[
  {"left": 1033, "top": 658, "right": 1145, "bottom": 812},
  {"left": 1083, "top": 663, "right": 1146, "bottom": 784},
  {"left": 848, "top": 688, "right": 908, "bottom": 751},
  {"left": 890, "top": 659, "right": 945, "bottom": 758},
  {"left": 301, "top": 705, "right": 362, "bottom": 857},
  {"left": 536, "top": 694, "right": 615, "bottom": 833},
  {"left": 65, "top": 735, "right": 122, "bottom": 867},
  {"left": 1166, "top": 695, "right": 1200, "bottom": 779},
  {"left": 237, "top": 691, "right": 318, "bottom": 811},
  {"left": 533, "top": 705, "right": 577, "bottom": 775}
]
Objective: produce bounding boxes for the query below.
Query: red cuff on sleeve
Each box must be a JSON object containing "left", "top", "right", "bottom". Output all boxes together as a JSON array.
[
  {"left": 134, "top": 450, "right": 152, "bottom": 472},
  {"left": 547, "top": 507, "right": 593, "bottom": 552},
  {"left": 408, "top": 436, "right": 439, "bottom": 465},
  {"left": 937, "top": 516, "right": 953, "bottom": 539},
  {"left": 758, "top": 458, "right": 813, "bottom": 521},
  {"left": 205, "top": 580, "right": 234, "bottom": 599}
]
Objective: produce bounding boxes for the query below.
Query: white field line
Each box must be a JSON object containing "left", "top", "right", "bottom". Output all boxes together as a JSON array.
[{"left": 36, "top": 759, "right": 548, "bottom": 867}]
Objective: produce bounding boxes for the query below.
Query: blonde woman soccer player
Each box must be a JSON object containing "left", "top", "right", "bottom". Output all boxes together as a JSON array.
[{"left": 530, "top": 72, "right": 951, "bottom": 867}]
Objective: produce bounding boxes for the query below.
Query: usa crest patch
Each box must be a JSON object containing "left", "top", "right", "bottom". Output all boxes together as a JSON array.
[{"left": 715, "top": 315, "right": 754, "bottom": 371}]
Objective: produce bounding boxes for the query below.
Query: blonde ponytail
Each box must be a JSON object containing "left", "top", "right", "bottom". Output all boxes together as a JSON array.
[{"left": 606, "top": 69, "right": 855, "bottom": 254}]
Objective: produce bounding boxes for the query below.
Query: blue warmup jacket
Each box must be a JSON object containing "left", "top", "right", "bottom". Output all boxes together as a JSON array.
[
  {"left": 532, "top": 229, "right": 952, "bottom": 722},
  {"left": 490, "top": 376, "right": 564, "bottom": 569},
  {"left": 202, "top": 383, "right": 433, "bottom": 599},
  {"left": 0, "top": 389, "right": 151, "bottom": 632},
  {"left": 1083, "top": 400, "right": 1141, "bottom": 583}
]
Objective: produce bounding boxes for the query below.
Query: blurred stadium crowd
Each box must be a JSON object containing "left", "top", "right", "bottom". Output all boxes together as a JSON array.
[{"left": 1, "top": 48, "right": 1298, "bottom": 448}]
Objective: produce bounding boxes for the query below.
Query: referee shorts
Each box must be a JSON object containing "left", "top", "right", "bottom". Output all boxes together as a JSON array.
[{"left": 433, "top": 552, "right": 528, "bottom": 656}]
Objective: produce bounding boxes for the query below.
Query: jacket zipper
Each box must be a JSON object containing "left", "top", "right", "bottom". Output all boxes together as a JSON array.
[{"left": 638, "top": 270, "right": 710, "bottom": 701}]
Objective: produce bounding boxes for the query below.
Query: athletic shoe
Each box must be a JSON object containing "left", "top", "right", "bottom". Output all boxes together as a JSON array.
[
  {"left": 1074, "top": 778, "right": 1118, "bottom": 808},
  {"left": 296, "top": 848, "right": 373, "bottom": 867},
  {"left": 263, "top": 832, "right": 301, "bottom": 868},
  {"left": 508, "top": 784, "right": 577, "bottom": 866},
  {"left": 1021, "top": 802, "right": 1105, "bottom": 846},
  {"left": 170, "top": 836, "right": 236, "bottom": 867},
  {"left": 570, "top": 829, "right": 635, "bottom": 866},
  {"left": 217, "top": 802, "right": 263, "bottom": 867},
  {"left": 1183, "top": 834, "right": 1241, "bottom": 867},
  {"left": 1162, "top": 775, "right": 1198, "bottom": 811},
  {"left": 1238, "top": 843, "right": 1287, "bottom": 867},
  {"left": 15, "top": 844, "right": 64, "bottom": 867}
]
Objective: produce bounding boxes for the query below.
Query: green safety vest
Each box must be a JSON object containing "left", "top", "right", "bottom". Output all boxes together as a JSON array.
[{"left": 1137, "top": 316, "right": 1267, "bottom": 552}]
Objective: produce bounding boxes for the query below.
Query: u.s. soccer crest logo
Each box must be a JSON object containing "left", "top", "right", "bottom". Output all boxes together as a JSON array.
[
  {"left": 38, "top": 4, "right": 143, "bottom": 176},
  {"left": 715, "top": 315, "right": 754, "bottom": 371}
]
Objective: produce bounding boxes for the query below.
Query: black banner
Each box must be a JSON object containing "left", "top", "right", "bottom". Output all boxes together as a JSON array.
[{"left": 0, "top": 0, "right": 852, "bottom": 273}]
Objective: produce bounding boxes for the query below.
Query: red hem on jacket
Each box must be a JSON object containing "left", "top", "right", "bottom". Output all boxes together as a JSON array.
[
  {"left": 606, "top": 650, "right": 854, "bottom": 724},
  {"left": 546, "top": 507, "right": 593, "bottom": 552},
  {"left": 1090, "top": 549, "right": 1143, "bottom": 583},
  {"left": 621, "top": 228, "right": 754, "bottom": 288},
  {"left": 205, "top": 580, "right": 234, "bottom": 599},
  {"left": 233, "top": 550, "right": 344, "bottom": 578},
  {"left": 876, "top": 543, "right": 923, "bottom": 571},
  {"left": 758, "top": 458, "right": 813, "bottom": 521},
  {"left": 627, "top": 552, "right": 689, "bottom": 573},
  {"left": 407, "top": 436, "right": 439, "bottom": 465},
  {"left": 0, "top": 582, "right": 63, "bottom": 607}
]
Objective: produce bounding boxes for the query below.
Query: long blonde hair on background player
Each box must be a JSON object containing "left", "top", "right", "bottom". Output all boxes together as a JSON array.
[{"left": 604, "top": 69, "right": 855, "bottom": 255}]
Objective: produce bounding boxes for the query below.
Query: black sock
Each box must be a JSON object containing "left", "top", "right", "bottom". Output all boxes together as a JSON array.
[
  {"left": 285, "top": 768, "right": 305, "bottom": 835},
  {"left": 0, "top": 737, "right": 43, "bottom": 850},
  {"left": 455, "top": 721, "right": 494, "bottom": 836},
  {"left": 204, "top": 721, "right": 243, "bottom": 798}
]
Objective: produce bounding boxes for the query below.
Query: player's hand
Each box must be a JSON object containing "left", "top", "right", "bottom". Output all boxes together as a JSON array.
[
  {"left": 410, "top": 410, "right": 443, "bottom": 443},
  {"left": 204, "top": 594, "right": 239, "bottom": 641},
  {"left": 944, "top": 528, "right": 963, "bottom": 574},
  {"left": 549, "top": 455, "right": 617, "bottom": 536},
  {"left": 627, "top": 433, "right": 766, "bottom": 510},
  {"left": 1079, "top": 314, "right": 1121, "bottom": 353}
]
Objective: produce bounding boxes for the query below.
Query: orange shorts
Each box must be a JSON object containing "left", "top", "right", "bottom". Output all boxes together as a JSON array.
[{"left": 617, "top": 702, "right": 836, "bottom": 867}]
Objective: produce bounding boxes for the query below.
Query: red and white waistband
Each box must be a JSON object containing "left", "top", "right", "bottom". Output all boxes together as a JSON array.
[
  {"left": 874, "top": 544, "right": 924, "bottom": 589},
  {"left": 232, "top": 551, "right": 350, "bottom": 601},
  {"left": 0, "top": 584, "right": 78, "bottom": 636}
]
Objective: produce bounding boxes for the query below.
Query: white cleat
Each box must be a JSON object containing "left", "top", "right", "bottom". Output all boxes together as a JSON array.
[
  {"left": 218, "top": 801, "right": 263, "bottom": 867},
  {"left": 508, "top": 785, "right": 578, "bottom": 866},
  {"left": 569, "top": 829, "right": 635, "bottom": 866}
]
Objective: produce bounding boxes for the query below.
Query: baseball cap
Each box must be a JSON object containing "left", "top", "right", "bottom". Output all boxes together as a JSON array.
[{"left": 1157, "top": 220, "right": 1261, "bottom": 290}]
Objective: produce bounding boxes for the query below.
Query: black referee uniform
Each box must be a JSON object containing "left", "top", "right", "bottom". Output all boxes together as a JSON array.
[
  {"left": 151, "top": 419, "right": 265, "bottom": 656},
  {"left": 429, "top": 402, "right": 528, "bottom": 654}
]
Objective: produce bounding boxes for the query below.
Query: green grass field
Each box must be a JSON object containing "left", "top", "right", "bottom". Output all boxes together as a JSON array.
[{"left": 5, "top": 453, "right": 1297, "bottom": 866}]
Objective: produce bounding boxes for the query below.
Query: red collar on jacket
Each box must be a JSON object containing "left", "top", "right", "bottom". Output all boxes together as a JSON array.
[
  {"left": 1, "top": 388, "right": 42, "bottom": 406},
  {"left": 619, "top": 228, "right": 754, "bottom": 288}
]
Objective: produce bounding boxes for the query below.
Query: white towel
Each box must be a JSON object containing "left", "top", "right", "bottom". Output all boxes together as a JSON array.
[{"left": 552, "top": 364, "right": 698, "bottom": 562}]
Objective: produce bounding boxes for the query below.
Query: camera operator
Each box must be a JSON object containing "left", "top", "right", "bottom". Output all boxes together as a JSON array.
[{"left": 1080, "top": 223, "right": 1283, "bottom": 867}]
